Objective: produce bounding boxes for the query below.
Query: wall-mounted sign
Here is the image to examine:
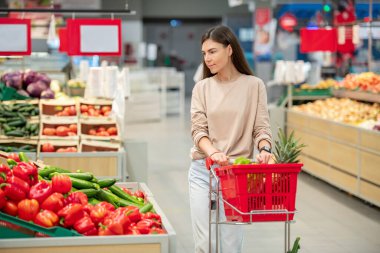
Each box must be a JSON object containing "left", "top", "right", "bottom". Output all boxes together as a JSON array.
[
  {"left": 58, "top": 27, "right": 68, "bottom": 53},
  {"left": 300, "top": 28, "right": 337, "bottom": 53},
  {"left": 0, "top": 18, "right": 31, "bottom": 55},
  {"left": 279, "top": 13, "right": 297, "bottom": 32},
  {"left": 67, "top": 18, "right": 122, "bottom": 56}
]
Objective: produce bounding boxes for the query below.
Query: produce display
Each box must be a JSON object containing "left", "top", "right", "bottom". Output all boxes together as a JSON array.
[
  {"left": 85, "top": 126, "right": 117, "bottom": 137},
  {"left": 0, "top": 152, "right": 165, "bottom": 236},
  {"left": 0, "top": 142, "right": 37, "bottom": 153},
  {"left": 292, "top": 98, "right": 380, "bottom": 125},
  {"left": 1, "top": 71, "right": 54, "bottom": 99},
  {"left": 300, "top": 79, "right": 337, "bottom": 90},
  {"left": 336, "top": 72, "right": 380, "bottom": 93},
  {"left": 41, "top": 143, "right": 78, "bottom": 153},
  {"left": 0, "top": 102, "right": 39, "bottom": 137}
]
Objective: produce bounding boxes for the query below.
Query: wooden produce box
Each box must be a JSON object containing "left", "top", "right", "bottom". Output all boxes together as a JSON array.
[
  {"left": 38, "top": 139, "right": 79, "bottom": 155},
  {"left": 39, "top": 98, "right": 78, "bottom": 119},
  {"left": 38, "top": 150, "right": 125, "bottom": 180},
  {"left": 79, "top": 118, "right": 120, "bottom": 141},
  {"left": 79, "top": 98, "right": 114, "bottom": 120},
  {"left": 1, "top": 100, "right": 40, "bottom": 121},
  {"left": 40, "top": 117, "right": 79, "bottom": 141},
  {"left": 80, "top": 139, "right": 122, "bottom": 152},
  {"left": 287, "top": 110, "right": 380, "bottom": 207},
  {"left": 0, "top": 182, "right": 176, "bottom": 253}
]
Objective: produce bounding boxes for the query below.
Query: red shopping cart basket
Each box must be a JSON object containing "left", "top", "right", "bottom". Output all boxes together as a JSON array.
[{"left": 214, "top": 163, "right": 302, "bottom": 222}]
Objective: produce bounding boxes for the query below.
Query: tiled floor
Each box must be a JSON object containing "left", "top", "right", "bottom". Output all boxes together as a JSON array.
[{"left": 125, "top": 102, "right": 380, "bottom": 253}]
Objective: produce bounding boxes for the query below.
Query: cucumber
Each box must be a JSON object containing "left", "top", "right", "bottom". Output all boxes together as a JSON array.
[
  {"left": 69, "top": 177, "right": 100, "bottom": 190},
  {"left": 8, "top": 120, "right": 26, "bottom": 127},
  {"left": 38, "top": 166, "right": 71, "bottom": 178},
  {"left": 88, "top": 198, "right": 101, "bottom": 205},
  {"left": 5, "top": 129, "right": 25, "bottom": 137},
  {"left": 18, "top": 152, "right": 29, "bottom": 162},
  {"left": 97, "top": 189, "right": 118, "bottom": 208},
  {"left": 2, "top": 124, "right": 11, "bottom": 132},
  {"left": 76, "top": 189, "right": 99, "bottom": 198},
  {"left": 139, "top": 202, "right": 153, "bottom": 213},
  {"left": 58, "top": 172, "right": 93, "bottom": 181},
  {"left": 108, "top": 185, "right": 143, "bottom": 205},
  {"left": 97, "top": 178, "right": 117, "bottom": 188}
]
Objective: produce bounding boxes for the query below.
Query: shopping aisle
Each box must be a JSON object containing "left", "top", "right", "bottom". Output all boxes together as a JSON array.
[{"left": 125, "top": 100, "right": 380, "bottom": 253}]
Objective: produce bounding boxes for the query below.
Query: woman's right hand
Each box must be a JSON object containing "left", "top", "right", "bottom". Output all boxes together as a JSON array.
[{"left": 210, "top": 151, "right": 229, "bottom": 166}]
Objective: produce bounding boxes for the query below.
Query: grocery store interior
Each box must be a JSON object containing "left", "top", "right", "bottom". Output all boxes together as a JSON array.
[{"left": 0, "top": 0, "right": 380, "bottom": 253}]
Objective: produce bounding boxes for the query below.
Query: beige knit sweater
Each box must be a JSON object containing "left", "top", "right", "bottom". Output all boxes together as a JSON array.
[{"left": 190, "top": 74, "right": 272, "bottom": 160}]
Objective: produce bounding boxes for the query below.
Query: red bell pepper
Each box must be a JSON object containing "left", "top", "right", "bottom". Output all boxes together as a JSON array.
[
  {"left": 133, "top": 190, "right": 145, "bottom": 200},
  {"left": 126, "top": 228, "right": 141, "bottom": 235},
  {"left": 73, "top": 215, "right": 96, "bottom": 235},
  {"left": 1, "top": 180, "right": 27, "bottom": 202},
  {"left": 90, "top": 205, "right": 108, "bottom": 225},
  {"left": 0, "top": 188, "right": 6, "bottom": 209},
  {"left": 64, "top": 191, "right": 88, "bottom": 206},
  {"left": 51, "top": 174, "right": 72, "bottom": 194},
  {"left": 12, "top": 162, "right": 38, "bottom": 186},
  {"left": 41, "top": 192, "right": 64, "bottom": 213},
  {"left": 57, "top": 203, "right": 85, "bottom": 228},
  {"left": 149, "top": 227, "right": 166, "bottom": 234},
  {"left": 0, "top": 164, "right": 11, "bottom": 184},
  {"left": 7, "top": 153, "right": 20, "bottom": 162},
  {"left": 136, "top": 219, "right": 155, "bottom": 234},
  {"left": 124, "top": 205, "right": 141, "bottom": 223},
  {"left": 7, "top": 175, "right": 30, "bottom": 194},
  {"left": 2, "top": 201, "right": 18, "bottom": 216},
  {"left": 141, "top": 212, "right": 162, "bottom": 225},
  {"left": 29, "top": 180, "right": 53, "bottom": 204},
  {"left": 18, "top": 199, "right": 40, "bottom": 221},
  {"left": 96, "top": 201, "right": 115, "bottom": 212},
  {"left": 34, "top": 210, "right": 59, "bottom": 228}
]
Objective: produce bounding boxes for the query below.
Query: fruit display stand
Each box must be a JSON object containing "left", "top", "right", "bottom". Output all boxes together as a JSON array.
[
  {"left": 286, "top": 110, "right": 380, "bottom": 207},
  {"left": 39, "top": 98, "right": 78, "bottom": 119},
  {"left": 0, "top": 182, "right": 177, "bottom": 253}
]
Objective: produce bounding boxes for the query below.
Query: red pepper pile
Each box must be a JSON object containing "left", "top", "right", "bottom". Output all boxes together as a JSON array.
[{"left": 0, "top": 153, "right": 165, "bottom": 236}]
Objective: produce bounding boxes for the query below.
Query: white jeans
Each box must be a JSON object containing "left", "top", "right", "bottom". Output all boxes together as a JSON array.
[{"left": 188, "top": 159, "right": 243, "bottom": 253}]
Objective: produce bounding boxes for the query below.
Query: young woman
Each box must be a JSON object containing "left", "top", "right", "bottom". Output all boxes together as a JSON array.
[{"left": 189, "top": 25, "right": 273, "bottom": 253}]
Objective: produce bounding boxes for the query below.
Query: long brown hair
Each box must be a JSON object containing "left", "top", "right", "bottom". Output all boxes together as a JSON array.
[{"left": 201, "top": 25, "right": 253, "bottom": 79}]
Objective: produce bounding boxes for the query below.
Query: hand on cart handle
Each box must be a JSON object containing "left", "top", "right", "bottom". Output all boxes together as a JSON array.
[{"left": 206, "top": 152, "right": 229, "bottom": 170}]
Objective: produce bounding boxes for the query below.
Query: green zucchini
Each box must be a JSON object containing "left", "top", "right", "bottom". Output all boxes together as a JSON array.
[{"left": 69, "top": 177, "right": 100, "bottom": 190}]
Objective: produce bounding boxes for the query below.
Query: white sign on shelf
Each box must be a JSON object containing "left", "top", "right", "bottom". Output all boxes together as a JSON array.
[
  {"left": 80, "top": 25, "right": 119, "bottom": 53},
  {"left": 0, "top": 24, "right": 28, "bottom": 52}
]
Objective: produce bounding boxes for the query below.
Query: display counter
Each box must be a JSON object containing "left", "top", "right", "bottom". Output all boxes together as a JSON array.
[
  {"left": 0, "top": 182, "right": 176, "bottom": 253},
  {"left": 287, "top": 110, "right": 380, "bottom": 207}
]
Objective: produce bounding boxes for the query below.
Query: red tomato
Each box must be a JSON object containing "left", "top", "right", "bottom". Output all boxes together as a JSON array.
[
  {"left": 92, "top": 110, "right": 100, "bottom": 117},
  {"left": 41, "top": 192, "right": 64, "bottom": 213},
  {"left": 96, "top": 131, "right": 110, "bottom": 137},
  {"left": 103, "top": 111, "right": 111, "bottom": 117},
  {"left": 41, "top": 143, "right": 55, "bottom": 152},
  {"left": 7, "top": 153, "right": 20, "bottom": 162},
  {"left": 69, "top": 124, "right": 77, "bottom": 133},
  {"left": 59, "top": 110, "right": 70, "bottom": 116},
  {"left": 52, "top": 174, "right": 72, "bottom": 194},
  {"left": 88, "top": 129, "right": 97, "bottom": 135},
  {"left": 43, "top": 128, "right": 56, "bottom": 136},
  {"left": 56, "top": 126, "right": 69, "bottom": 137},
  {"left": 101, "top": 106, "right": 111, "bottom": 115},
  {"left": 3, "top": 201, "right": 18, "bottom": 216},
  {"left": 56, "top": 148, "right": 66, "bottom": 153},
  {"left": 80, "top": 104, "right": 88, "bottom": 113},
  {"left": 81, "top": 112, "right": 88, "bottom": 116},
  {"left": 66, "top": 147, "right": 77, "bottom": 152},
  {"left": 96, "top": 127, "right": 106, "bottom": 133},
  {"left": 88, "top": 108, "right": 95, "bottom": 116},
  {"left": 107, "top": 127, "right": 117, "bottom": 135},
  {"left": 68, "top": 106, "right": 77, "bottom": 116},
  {"left": 34, "top": 210, "right": 59, "bottom": 228},
  {"left": 18, "top": 199, "right": 39, "bottom": 221},
  {"left": 67, "top": 132, "right": 77, "bottom": 136}
]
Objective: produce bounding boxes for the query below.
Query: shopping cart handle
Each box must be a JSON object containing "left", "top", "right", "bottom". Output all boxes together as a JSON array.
[{"left": 206, "top": 157, "right": 214, "bottom": 170}]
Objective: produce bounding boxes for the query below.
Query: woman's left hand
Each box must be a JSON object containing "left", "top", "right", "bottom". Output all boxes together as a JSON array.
[{"left": 256, "top": 151, "right": 274, "bottom": 164}]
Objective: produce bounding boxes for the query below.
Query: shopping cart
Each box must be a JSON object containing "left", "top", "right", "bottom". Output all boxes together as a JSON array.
[{"left": 206, "top": 158, "right": 302, "bottom": 253}]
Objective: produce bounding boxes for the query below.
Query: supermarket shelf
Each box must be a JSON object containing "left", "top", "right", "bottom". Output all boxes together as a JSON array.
[{"left": 332, "top": 89, "right": 380, "bottom": 103}]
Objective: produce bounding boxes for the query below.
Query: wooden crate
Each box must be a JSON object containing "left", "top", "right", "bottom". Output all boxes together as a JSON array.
[
  {"left": 0, "top": 139, "right": 37, "bottom": 164},
  {"left": 38, "top": 140, "right": 79, "bottom": 156},
  {"left": 79, "top": 118, "right": 120, "bottom": 141},
  {"left": 40, "top": 117, "right": 79, "bottom": 140},
  {"left": 39, "top": 98, "right": 78, "bottom": 119},
  {"left": 79, "top": 98, "right": 114, "bottom": 120},
  {"left": 38, "top": 150, "right": 125, "bottom": 180}
]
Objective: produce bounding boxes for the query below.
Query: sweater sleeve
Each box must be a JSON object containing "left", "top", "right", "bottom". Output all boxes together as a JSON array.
[
  {"left": 253, "top": 80, "right": 273, "bottom": 149},
  {"left": 191, "top": 83, "right": 209, "bottom": 147}
]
